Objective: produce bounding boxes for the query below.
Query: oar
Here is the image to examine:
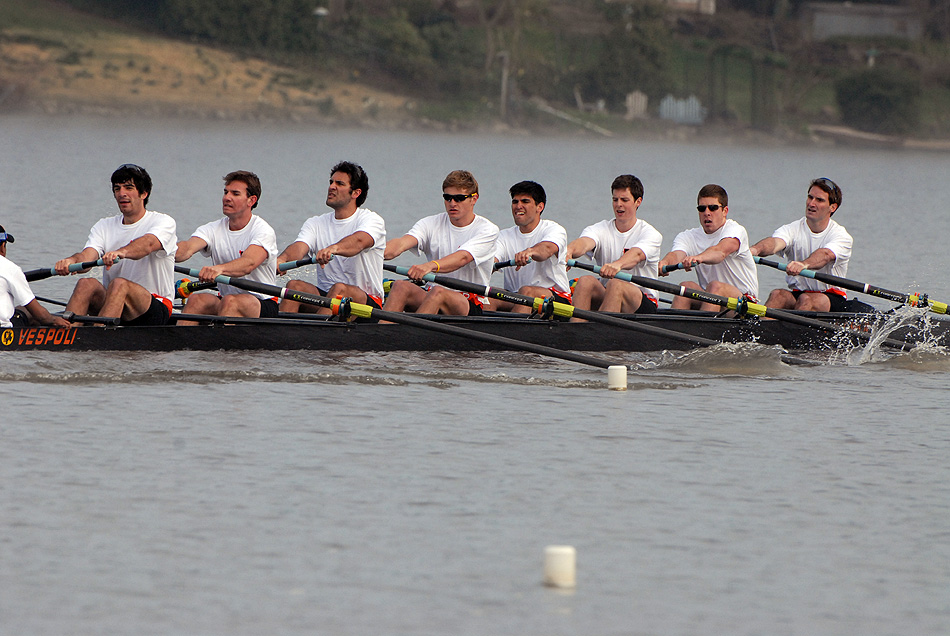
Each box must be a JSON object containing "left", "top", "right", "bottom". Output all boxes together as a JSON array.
[
  {"left": 384, "top": 264, "right": 721, "bottom": 349},
  {"left": 568, "top": 259, "right": 914, "bottom": 351},
  {"left": 278, "top": 256, "right": 316, "bottom": 273},
  {"left": 24, "top": 259, "right": 107, "bottom": 282},
  {"left": 662, "top": 263, "right": 686, "bottom": 274},
  {"left": 174, "top": 265, "right": 622, "bottom": 369},
  {"left": 35, "top": 295, "right": 68, "bottom": 307},
  {"left": 754, "top": 256, "right": 949, "bottom": 315}
]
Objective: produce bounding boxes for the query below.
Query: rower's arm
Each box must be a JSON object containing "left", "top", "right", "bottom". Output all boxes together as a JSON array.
[
  {"left": 105, "top": 233, "right": 162, "bottom": 266},
  {"left": 384, "top": 234, "right": 418, "bottom": 260},
  {"left": 406, "top": 248, "right": 473, "bottom": 280},
  {"left": 516, "top": 240, "right": 559, "bottom": 266},
  {"left": 601, "top": 247, "right": 645, "bottom": 278},
  {"left": 276, "top": 241, "right": 310, "bottom": 270},
  {"left": 197, "top": 245, "right": 268, "bottom": 281},
  {"left": 658, "top": 250, "right": 687, "bottom": 276},
  {"left": 175, "top": 236, "right": 209, "bottom": 262},
  {"left": 789, "top": 247, "right": 836, "bottom": 276},
  {"left": 23, "top": 298, "right": 70, "bottom": 327},
  {"left": 749, "top": 237, "right": 786, "bottom": 257},
  {"left": 54, "top": 247, "right": 101, "bottom": 275},
  {"left": 688, "top": 237, "right": 739, "bottom": 267},
  {"left": 314, "top": 230, "right": 373, "bottom": 265},
  {"left": 564, "top": 237, "right": 596, "bottom": 261}
]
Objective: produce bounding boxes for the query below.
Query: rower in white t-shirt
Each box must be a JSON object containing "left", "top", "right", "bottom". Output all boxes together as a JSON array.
[
  {"left": 659, "top": 183, "right": 758, "bottom": 311},
  {"left": 54, "top": 164, "right": 178, "bottom": 325},
  {"left": 488, "top": 180, "right": 571, "bottom": 313},
  {"left": 384, "top": 170, "right": 499, "bottom": 316},
  {"left": 0, "top": 224, "right": 69, "bottom": 328},
  {"left": 564, "top": 174, "right": 662, "bottom": 318},
  {"left": 750, "top": 178, "right": 853, "bottom": 312},
  {"left": 175, "top": 170, "right": 279, "bottom": 324},
  {"left": 276, "top": 161, "right": 385, "bottom": 316}
]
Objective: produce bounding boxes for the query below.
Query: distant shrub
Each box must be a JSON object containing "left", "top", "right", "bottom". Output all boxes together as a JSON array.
[{"left": 835, "top": 68, "right": 921, "bottom": 135}]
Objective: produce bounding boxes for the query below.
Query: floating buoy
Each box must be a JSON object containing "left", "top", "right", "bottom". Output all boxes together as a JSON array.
[
  {"left": 543, "top": 545, "right": 576, "bottom": 588},
  {"left": 607, "top": 365, "right": 627, "bottom": 390}
]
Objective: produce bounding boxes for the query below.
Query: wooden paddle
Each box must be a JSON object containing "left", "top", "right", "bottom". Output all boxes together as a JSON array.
[
  {"left": 754, "top": 256, "right": 949, "bottom": 314},
  {"left": 174, "top": 265, "right": 623, "bottom": 369},
  {"left": 24, "top": 259, "right": 107, "bottom": 282},
  {"left": 567, "top": 259, "right": 915, "bottom": 351}
]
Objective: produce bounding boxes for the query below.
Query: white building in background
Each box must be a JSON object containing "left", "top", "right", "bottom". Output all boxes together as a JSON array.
[{"left": 802, "top": 3, "right": 923, "bottom": 41}]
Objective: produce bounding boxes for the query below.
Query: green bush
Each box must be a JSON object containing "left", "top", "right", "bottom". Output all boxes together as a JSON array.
[{"left": 835, "top": 68, "right": 921, "bottom": 135}]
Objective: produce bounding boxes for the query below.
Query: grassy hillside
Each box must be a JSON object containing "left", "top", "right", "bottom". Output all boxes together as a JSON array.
[{"left": 0, "top": 0, "right": 413, "bottom": 125}]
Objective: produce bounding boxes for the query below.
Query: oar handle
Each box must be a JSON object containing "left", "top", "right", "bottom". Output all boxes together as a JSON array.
[
  {"left": 493, "top": 257, "right": 531, "bottom": 270},
  {"left": 175, "top": 278, "right": 217, "bottom": 298},
  {"left": 24, "top": 259, "right": 107, "bottom": 282},
  {"left": 661, "top": 262, "right": 686, "bottom": 273},
  {"left": 278, "top": 256, "right": 316, "bottom": 272},
  {"left": 753, "top": 256, "right": 818, "bottom": 279}
]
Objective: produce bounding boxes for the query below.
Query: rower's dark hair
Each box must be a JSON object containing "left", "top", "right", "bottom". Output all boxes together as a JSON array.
[
  {"left": 331, "top": 161, "right": 369, "bottom": 206},
  {"left": 223, "top": 170, "right": 261, "bottom": 209},
  {"left": 509, "top": 180, "right": 546, "bottom": 207},
  {"left": 611, "top": 174, "right": 643, "bottom": 200},
  {"left": 698, "top": 183, "right": 728, "bottom": 207},
  {"left": 443, "top": 170, "right": 478, "bottom": 196},
  {"left": 810, "top": 177, "right": 842, "bottom": 211},
  {"left": 111, "top": 164, "right": 152, "bottom": 206}
]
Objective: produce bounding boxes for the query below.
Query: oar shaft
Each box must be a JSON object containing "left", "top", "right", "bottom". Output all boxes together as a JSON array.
[
  {"left": 175, "top": 265, "right": 621, "bottom": 369},
  {"left": 568, "top": 259, "right": 913, "bottom": 351},
  {"left": 754, "top": 256, "right": 909, "bottom": 304},
  {"left": 24, "top": 259, "right": 106, "bottom": 282},
  {"left": 384, "top": 264, "right": 719, "bottom": 347}
]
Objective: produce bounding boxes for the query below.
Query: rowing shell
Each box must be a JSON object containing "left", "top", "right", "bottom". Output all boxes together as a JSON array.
[{"left": 1, "top": 310, "right": 943, "bottom": 353}]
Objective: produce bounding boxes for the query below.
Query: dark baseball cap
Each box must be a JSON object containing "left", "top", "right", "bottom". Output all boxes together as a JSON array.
[{"left": 0, "top": 224, "right": 13, "bottom": 243}]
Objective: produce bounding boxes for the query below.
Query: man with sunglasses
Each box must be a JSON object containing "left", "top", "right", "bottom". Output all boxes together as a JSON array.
[
  {"left": 488, "top": 180, "right": 572, "bottom": 312},
  {"left": 1, "top": 224, "right": 70, "bottom": 328},
  {"left": 54, "top": 164, "right": 178, "bottom": 325},
  {"left": 175, "top": 171, "right": 279, "bottom": 324},
  {"left": 564, "top": 174, "right": 662, "bottom": 316},
  {"left": 659, "top": 184, "right": 758, "bottom": 311},
  {"left": 383, "top": 170, "right": 498, "bottom": 315},
  {"left": 276, "top": 161, "right": 385, "bottom": 314},
  {"left": 749, "top": 178, "right": 852, "bottom": 311}
]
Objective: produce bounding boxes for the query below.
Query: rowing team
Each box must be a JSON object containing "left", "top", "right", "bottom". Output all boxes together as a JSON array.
[{"left": 0, "top": 161, "right": 851, "bottom": 328}]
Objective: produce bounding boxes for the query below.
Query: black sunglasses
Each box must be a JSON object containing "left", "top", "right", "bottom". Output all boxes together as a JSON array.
[
  {"left": 696, "top": 204, "right": 722, "bottom": 212},
  {"left": 443, "top": 193, "right": 476, "bottom": 203}
]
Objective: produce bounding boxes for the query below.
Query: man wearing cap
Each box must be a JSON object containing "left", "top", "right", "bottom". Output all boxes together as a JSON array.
[
  {"left": 0, "top": 225, "right": 70, "bottom": 328},
  {"left": 749, "top": 178, "right": 852, "bottom": 311},
  {"left": 55, "top": 164, "right": 177, "bottom": 325}
]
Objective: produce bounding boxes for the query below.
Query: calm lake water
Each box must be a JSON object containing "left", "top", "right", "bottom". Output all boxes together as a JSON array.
[{"left": 1, "top": 115, "right": 949, "bottom": 635}]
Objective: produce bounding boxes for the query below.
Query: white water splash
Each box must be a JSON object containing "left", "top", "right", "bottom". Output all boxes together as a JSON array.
[{"left": 840, "top": 305, "right": 950, "bottom": 366}]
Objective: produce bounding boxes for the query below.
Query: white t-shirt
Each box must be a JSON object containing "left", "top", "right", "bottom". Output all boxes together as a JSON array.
[
  {"left": 772, "top": 217, "right": 852, "bottom": 293},
  {"left": 671, "top": 218, "right": 759, "bottom": 300},
  {"left": 407, "top": 213, "right": 499, "bottom": 302},
  {"left": 578, "top": 218, "right": 663, "bottom": 302},
  {"left": 84, "top": 210, "right": 177, "bottom": 302},
  {"left": 495, "top": 219, "right": 571, "bottom": 294},
  {"left": 192, "top": 215, "right": 278, "bottom": 299},
  {"left": 0, "top": 255, "right": 35, "bottom": 327},
  {"left": 294, "top": 208, "right": 386, "bottom": 300}
]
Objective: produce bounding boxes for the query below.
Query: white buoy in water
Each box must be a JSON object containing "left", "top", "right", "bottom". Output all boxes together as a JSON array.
[
  {"left": 543, "top": 545, "right": 576, "bottom": 588},
  {"left": 607, "top": 365, "right": 627, "bottom": 391}
]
